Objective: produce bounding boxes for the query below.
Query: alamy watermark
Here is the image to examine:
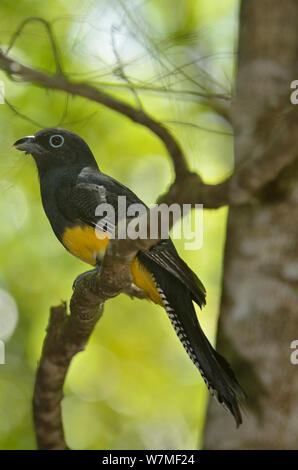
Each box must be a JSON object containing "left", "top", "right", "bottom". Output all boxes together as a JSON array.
[
  {"left": 0, "top": 340, "right": 5, "bottom": 364},
  {"left": 290, "top": 80, "right": 298, "bottom": 104},
  {"left": 0, "top": 80, "right": 4, "bottom": 104},
  {"left": 290, "top": 340, "right": 298, "bottom": 365},
  {"left": 95, "top": 197, "right": 203, "bottom": 250}
]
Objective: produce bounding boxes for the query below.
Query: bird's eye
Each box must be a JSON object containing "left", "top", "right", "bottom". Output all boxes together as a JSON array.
[{"left": 49, "top": 134, "right": 64, "bottom": 148}]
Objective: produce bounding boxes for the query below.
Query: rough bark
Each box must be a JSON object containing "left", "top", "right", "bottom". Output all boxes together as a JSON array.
[{"left": 204, "top": 0, "right": 298, "bottom": 449}]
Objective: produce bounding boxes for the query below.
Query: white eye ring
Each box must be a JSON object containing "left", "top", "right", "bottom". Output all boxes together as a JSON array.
[{"left": 49, "top": 134, "right": 64, "bottom": 148}]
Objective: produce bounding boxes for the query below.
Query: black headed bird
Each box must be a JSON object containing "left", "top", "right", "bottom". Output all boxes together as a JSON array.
[{"left": 14, "top": 128, "right": 244, "bottom": 425}]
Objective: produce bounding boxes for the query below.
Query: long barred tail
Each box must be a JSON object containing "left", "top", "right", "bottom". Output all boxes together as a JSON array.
[
  {"left": 155, "top": 275, "right": 244, "bottom": 426},
  {"left": 139, "top": 251, "right": 245, "bottom": 427}
]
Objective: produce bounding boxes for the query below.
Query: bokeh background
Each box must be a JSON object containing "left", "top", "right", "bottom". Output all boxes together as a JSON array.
[{"left": 0, "top": 0, "right": 238, "bottom": 450}]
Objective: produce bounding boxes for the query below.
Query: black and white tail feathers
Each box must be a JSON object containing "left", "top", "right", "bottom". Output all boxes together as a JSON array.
[{"left": 138, "top": 245, "right": 245, "bottom": 427}]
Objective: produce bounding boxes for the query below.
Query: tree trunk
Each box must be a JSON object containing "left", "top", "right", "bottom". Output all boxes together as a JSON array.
[{"left": 204, "top": 0, "right": 298, "bottom": 449}]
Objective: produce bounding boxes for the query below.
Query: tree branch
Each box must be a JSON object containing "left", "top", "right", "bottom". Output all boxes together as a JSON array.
[
  {"left": 0, "top": 50, "right": 188, "bottom": 179},
  {"left": 1, "top": 49, "right": 297, "bottom": 208},
  {"left": 159, "top": 104, "right": 298, "bottom": 208},
  {"left": 33, "top": 212, "right": 160, "bottom": 449}
]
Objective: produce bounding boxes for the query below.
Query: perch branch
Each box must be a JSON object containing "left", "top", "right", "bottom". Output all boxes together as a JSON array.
[{"left": 33, "top": 212, "right": 160, "bottom": 449}]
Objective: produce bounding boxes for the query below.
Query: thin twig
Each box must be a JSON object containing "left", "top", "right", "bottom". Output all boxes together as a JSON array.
[
  {"left": 0, "top": 50, "right": 189, "bottom": 178},
  {"left": 5, "top": 99, "right": 47, "bottom": 128},
  {"left": 6, "top": 17, "right": 63, "bottom": 75},
  {"left": 111, "top": 25, "right": 143, "bottom": 110},
  {"left": 1, "top": 50, "right": 297, "bottom": 204}
]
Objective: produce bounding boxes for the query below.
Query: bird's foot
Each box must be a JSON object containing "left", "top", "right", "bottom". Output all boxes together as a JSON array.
[
  {"left": 124, "top": 282, "right": 148, "bottom": 299},
  {"left": 73, "top": 264, "right": 101, "bottom": 290}
]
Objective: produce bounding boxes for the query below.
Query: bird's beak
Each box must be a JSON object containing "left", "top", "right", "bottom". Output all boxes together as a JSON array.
[{"left": 13, "top": 136, "right": 38, "bottom": 154}]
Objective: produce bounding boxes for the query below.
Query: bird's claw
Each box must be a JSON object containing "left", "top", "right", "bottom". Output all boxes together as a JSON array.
[{"left": 72, "top": 264, "right": 101, "bottom": 290}]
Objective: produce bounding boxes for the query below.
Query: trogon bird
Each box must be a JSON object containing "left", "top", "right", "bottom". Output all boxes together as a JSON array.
[{"left": 14, "top": 128, "right": 244, "bottom": 426}]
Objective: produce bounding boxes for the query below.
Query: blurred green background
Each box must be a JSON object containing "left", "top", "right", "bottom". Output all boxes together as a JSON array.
[{"left": 0, "top": 0, "right": 238, "bottom": 450}]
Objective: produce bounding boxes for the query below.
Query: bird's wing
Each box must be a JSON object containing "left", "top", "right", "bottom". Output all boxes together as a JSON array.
[
  {"left": 55, "top": 170, "right": 146, "bottom": 227},
  {"left": 56, "top": 171, "right": 206, "bottom": 306},
  {"left": 138, "top": 240, "right": 206, "bottom": 307},
  {"left": 56, "top": 181, "right": 115, "bottom": 236}
]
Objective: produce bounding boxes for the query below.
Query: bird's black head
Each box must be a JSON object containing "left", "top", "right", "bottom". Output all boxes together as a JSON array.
[{"left": 13, "top": 128, "right": 98, "bottom": 176}]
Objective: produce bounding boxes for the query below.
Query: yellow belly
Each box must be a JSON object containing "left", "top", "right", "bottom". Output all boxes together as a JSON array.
[
  {"left": 62, "top": 224, "right": 163, "bottom": 305},
  {"left": 130, "top": 257, "right": 163, "bottom": 306},
  {"left": 62, "top": 225, "right": 109, "bottom": 265}
]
